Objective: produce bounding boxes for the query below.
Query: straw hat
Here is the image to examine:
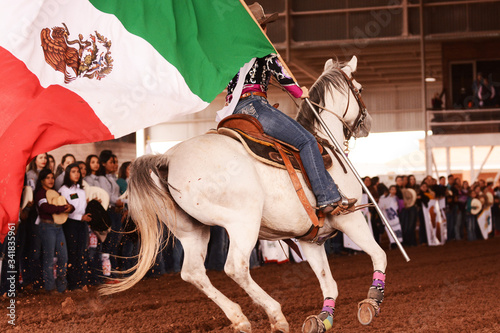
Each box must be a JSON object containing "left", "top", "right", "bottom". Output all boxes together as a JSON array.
[
  {"left": 86, "top": 186, "right": 110, "bottom": 210},
  {"left": 46, "top": 189, "right": 69, "bottom": 224},
  {"left": 248, "top": 2, "right": 278, "bottom": 25},
  {"left": 21, "top": 186, "right": 33, "bottom": 210},
  {"left": 470, "top": 198, "right": 482, "bottom": 215},
  {"left": 485, "top": 192, "right": 494, "bottom": 208},
  {"left": 402, "top": 188, "right": 417, "bottom": 208}
]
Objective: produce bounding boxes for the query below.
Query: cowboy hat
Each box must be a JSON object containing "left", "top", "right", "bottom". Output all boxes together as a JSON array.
[
  {"left": 470, "top": 198, "right": 482, "bottom": 215},
  {"left": 485, "top": 192, "right": 494, "bottom": 208},
  {"left": 248, "top": 2, "right": 278, "bottom": 25},
  {"left": 46, "top": 189, "right": 69, "bottom": 224},
  {"left": 21, "top": 186, "right": 33, "bottom": 210},
  {"left": 402, "top": 188, "right": 417, "bottom": 208},
  {"left": 85, "top": 186, "right": 110, "bottom": 210}
]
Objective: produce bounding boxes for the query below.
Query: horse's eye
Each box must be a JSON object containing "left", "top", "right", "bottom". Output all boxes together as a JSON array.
[{"left": 358, "top": 87, "right": 363, "bottom": 93}]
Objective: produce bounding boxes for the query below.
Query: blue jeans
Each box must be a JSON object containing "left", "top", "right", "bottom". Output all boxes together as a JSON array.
[
  {"left": 234, "top": 95, "right": 340, "bottom": 206},
  {"left": 465, "top": 214, "right": 477, "bottom": 241},
  {"left": 39, "top": 222, "right": 68, "bottom": 292}
]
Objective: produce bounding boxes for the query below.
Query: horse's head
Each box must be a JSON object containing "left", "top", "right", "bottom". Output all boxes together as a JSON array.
[
  {"left": 326, "top": 56, "right": 372, "bottom": 139},
  {"left": 297, "top": 56, "right": 372, "bottom": 141}
]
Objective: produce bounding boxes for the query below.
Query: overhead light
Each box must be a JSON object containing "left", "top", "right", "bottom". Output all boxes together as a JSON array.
[{"left": 425, "top": 77, "right": 436, "bottom": 82}]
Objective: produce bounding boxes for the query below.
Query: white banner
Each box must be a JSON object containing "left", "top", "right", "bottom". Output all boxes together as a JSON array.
[
  {"left": 378, "top": 195, "right": 403, "bottom": 244},
  {"left": 344, "top": 193, "right": 373, "bottom": 251},
  {"left": 422, "top": 198, "right": 447, "bottom": 246},
  {"left": 477, "top": 207, "right": 492, "bottom": 240}
]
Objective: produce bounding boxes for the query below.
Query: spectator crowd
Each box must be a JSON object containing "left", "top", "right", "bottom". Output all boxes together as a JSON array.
[{"left": 1, "top": 152, "right": 499, "bottom": 296}]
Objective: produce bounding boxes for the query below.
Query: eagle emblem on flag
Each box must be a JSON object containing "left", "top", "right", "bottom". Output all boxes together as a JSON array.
[{"left": 40, "top": 23, "right": 113, "bottom": 83}]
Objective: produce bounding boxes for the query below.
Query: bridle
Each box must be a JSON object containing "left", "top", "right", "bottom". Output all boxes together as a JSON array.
[{"left": 311, "top": 68, "right": 368, "bottom": 143}]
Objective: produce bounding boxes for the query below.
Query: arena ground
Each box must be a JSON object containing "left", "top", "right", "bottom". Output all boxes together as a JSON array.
[{"left": 4, "top": 236, "right": 500, "bottom": 332}]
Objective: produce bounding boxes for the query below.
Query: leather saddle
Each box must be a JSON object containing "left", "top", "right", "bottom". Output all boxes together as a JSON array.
[
  {"left": 217, "top": 114, "right": 333, "bottom": 190},
  {"left": 216, "top": 114, "right": 336, "bottom": 244}
]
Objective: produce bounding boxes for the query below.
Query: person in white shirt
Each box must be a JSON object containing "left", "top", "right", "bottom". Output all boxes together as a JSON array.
[{"left": 59, "top": 163, "right": 92, "bottom": 290}]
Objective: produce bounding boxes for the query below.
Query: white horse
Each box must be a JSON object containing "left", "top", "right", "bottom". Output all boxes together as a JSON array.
[{"left": 103, "top": 56, "right": 387, "bottom": 332}]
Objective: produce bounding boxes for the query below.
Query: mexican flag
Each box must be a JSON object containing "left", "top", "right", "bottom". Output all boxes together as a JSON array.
[{"left": 0, "top": 0, "right": 275, "bottom": 241}]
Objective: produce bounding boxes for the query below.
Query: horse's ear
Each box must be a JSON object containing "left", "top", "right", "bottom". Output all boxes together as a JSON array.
[
  {"left": 346, "top": 56, "right": 358, "bottom": 73},
  {"left": 324, "top": 59, "right": 335, "bottom": 72}
]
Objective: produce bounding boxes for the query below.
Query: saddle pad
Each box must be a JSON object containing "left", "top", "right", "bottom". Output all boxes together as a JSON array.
[{"left": 217, "top": 127, "right": 332, "bottom": 172}]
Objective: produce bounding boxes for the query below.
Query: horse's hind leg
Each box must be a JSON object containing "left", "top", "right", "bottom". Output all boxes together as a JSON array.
[
  {"left": 224, "top": 222, "right": 289, "bottom": 333},
  {"left": 177, "top": 222, "right": 252, "bottom": 332}
]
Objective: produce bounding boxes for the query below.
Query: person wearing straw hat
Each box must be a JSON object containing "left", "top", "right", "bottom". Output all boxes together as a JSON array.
[
  {"left": 226, "top": 2, "right": 356, "bottom": 214},
  {"left": 34, "top": 169, "right": 72, "bottom": 293},
  {"left": 465, "top": 190, "right": 482, "bottom": 241}
]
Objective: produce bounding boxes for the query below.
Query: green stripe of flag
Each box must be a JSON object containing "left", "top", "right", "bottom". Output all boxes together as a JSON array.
[{"left": 90, "top": 0, "right": 275, "bottom": 102}]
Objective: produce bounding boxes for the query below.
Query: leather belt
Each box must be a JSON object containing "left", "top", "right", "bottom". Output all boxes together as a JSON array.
[{"left": 240, "top": 91, "right": 267, "bottom": 99}]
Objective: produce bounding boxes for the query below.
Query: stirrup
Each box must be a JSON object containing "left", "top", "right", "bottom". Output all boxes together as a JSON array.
[{"left": 319, "top": 197, "right": 357, "bottom": 215}]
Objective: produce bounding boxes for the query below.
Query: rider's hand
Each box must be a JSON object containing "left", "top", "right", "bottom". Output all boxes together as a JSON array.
[{"left": 300, "top": 86, "right": 309, "bottom": 99}]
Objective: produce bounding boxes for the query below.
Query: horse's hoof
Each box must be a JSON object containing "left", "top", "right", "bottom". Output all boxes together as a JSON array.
[
  {"left": 271, "top": 320, "right": 289, "bottom": 333},
  {"left": 232, "top": 321, "right": 252, "bottom": 333},
  {"left": 302, "top": 315, "right": 325, "bottom": 333},
  {"left": 357, "top": 302, "right": 375, "bottom": 325}
]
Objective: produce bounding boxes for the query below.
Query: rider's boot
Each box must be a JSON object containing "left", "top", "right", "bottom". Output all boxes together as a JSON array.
[{"left": 319, "top": 194, "right": 357, "bottom": 214}]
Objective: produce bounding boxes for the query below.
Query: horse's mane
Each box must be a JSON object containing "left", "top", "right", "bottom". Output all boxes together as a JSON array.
[{"left": 296, "top": 60, "right": 349, "bottom": 135}]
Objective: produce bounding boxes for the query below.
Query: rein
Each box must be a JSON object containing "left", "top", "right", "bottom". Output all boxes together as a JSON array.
[{"left": 311, "top": 69, "right": 368, "bottom": 143}]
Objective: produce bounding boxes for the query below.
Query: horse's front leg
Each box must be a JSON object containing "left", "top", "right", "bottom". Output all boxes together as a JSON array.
[
  {"left": 298, "top": 240, "right": 338, "bottom": 333},
  {"left": 335, "top": 212, "right": 387, "bottom": 325}
]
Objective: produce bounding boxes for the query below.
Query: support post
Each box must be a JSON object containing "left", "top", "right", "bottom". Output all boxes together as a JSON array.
[{"left": 305, "top": 98, "right": 410, "bottom": 262}]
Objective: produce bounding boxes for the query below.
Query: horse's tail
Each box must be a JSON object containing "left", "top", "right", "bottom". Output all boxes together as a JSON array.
[{"left": 100, "top": 153, "right": 175, "bottom": 296}]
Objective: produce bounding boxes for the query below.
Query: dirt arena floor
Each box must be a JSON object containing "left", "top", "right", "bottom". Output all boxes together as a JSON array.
[{"left": 3, "top": 236, "right": 500, "bottom": 332}]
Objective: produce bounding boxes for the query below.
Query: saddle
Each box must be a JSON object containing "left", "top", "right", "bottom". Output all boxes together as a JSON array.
[
  {"left": 217, "top": 114, "right": 335, "bottom": 243},
  {"left": 217, "top": 114, "right": 333, "bottom": 190}
]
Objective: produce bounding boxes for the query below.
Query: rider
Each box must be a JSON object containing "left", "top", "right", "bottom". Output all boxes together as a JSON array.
[{"left": 226, "top": 2, "right": 356, "bottom": 214}]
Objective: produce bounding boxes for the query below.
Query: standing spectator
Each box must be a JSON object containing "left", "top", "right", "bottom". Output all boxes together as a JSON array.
[
  {"left": 47, "top": 154, "right": 56, "bottom": 173},
  {"left": 115, "top": 161, "right": 137, "bottom": 273},
  {"left": 26, "top": 153, "right": 48, "bottom": 190},
  {"left": 378, "top": 185, "right": 404, "bottom": 249},
  {"left": 77, "top": 161, "right": 88, "bottom": 179},
  {"left": 117, "top": 161, "right": 131, "bottom": 196},
  {"left": 465, "top": 190, "right": 480, "bottom": 241},
  {"left": 395, "top": 175, "right": 404, "bottom": 188},
  {"left": 445, "top": 175, "right": 458, "bottom": 241},
  {"left": 54, "top": 153, "right": 76, "bottom": 190},
  {"left": 472, "top": 72, "right": 484, "bottom": 108},
  {"left": 407, "top": 175, "right": 419, "bottom": 191},
  {"left": 84, "top": 154, "right": 100, "bottom": 187},
  {"left": 367, "top": 176, "right": 383, "bottom": 244},
  {"left": 416, "top": 182, "right": 431, "bottom": 245},
  {"left": 59, "top": 163, "right": 92, "bottom": 291},
  {"left": 34, "top": 169, "right": 71, "bottom": 293},
  {"left": 97, "top": 150, "right": 124, "bottom": 275},
  {"left": 492, "top": 189, "right": 500, "bottom": 237},
  {"left": 454, "top": 178, "right": 466, "bottom": 240},
  {"left": 478, "top": 77, "right": 496, "bottom": 107},
  {"left": 401, "top": 181, "right": 418, "bottom": 247}
]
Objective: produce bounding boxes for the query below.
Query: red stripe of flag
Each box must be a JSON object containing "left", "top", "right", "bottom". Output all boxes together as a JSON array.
[{"left": 0, "top": 47, "right": 113, "bottom": 241}]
